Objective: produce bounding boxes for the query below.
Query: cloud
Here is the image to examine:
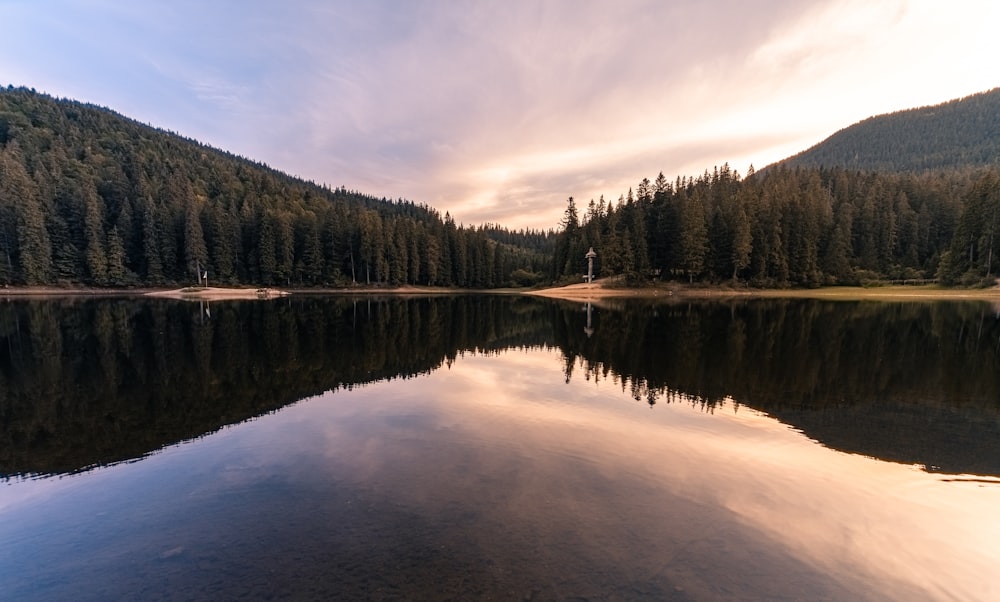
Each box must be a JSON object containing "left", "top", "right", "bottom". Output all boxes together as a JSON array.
[
  {"left": 266, "top": 0, "right": 825, "bottom": 227},
  {"left": 4, "top": 1, "right": 999, "bottom": 230}
]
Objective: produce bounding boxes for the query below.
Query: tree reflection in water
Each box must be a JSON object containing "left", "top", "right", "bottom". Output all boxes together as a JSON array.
[{"left": 1, "top": 295, "right": 998, "bottom": 478}]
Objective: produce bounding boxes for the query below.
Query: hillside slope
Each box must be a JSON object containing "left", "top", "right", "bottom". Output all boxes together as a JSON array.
[
  {"left": 0, "top": 86, "right": 550, "bottom": 288},
  {"left": 779, "top": 88, "right": 1000, "bottom": 172}
]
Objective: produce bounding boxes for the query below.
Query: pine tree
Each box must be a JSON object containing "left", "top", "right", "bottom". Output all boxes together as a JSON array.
[
  {"left": 274, "top": 211, "right": 294, "bottom": 286},
  {"left": 257, "top": 212, "right": 277, "bottom": 284},
  {"left": 421, "top": 226, "right": 441, "bottom": 285},
  {"left": 139, "top": 198, "right": 164, "bottom": 284},
  {"left": 83, "top": 180, "right": 108, "bottom": 285},
  {"left": 1, "top": 146, "right": 52, "bottom": 284},
  {"left": 106, "top": 225, "right": 127, "bottom": 285},
  {"left": 297, "top": 218, "right": 324, "bottom": 284},
  {"left": 679, "top": 188, "right": 707, "bottom": 282},
  {"left": 184, "top": 202, "right": 208, "bottom": 285},
  {"left": 731, "top": 206, "right": 752, "bottom": 282},
  {"left": 554, "top": 197, "right": 581, "bottom": 279},
  {"left": 0, "top": 150, "right": 24, "bottom": 281},
  {"left": 822, "top": 202, "right": 853, "bottom": 283}
]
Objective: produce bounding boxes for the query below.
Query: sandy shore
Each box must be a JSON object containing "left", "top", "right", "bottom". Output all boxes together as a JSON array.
[
  {"left": 527, "top": 282, "right": 671, "bottom": 301},
  {"left": 289, "top": 285, "right": 519, "bottom": 296},
  {"left": 144, "top": 287, "right": 291, "bottom": 301},
  {"left": 528, "top": 280, "right": 1000, "bottom": 302}
]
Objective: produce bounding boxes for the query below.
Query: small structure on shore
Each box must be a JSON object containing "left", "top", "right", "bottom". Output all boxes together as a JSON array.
[{"left": 585, "top": 247, "right": 597, "bottom": 284}]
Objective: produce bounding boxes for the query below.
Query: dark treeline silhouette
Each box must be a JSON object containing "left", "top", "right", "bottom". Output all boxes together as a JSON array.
[
  {"left": 2, "top": 296, "right": 998, "bottom": 478},
  {"left": 780, "top": 87, "right": 1000, "bottom": 172},
  {"left": 553, "top": 164, "right": 1000, "bottom": 287},
  {"left": 0, "top": 86, "right": 552, "bottom": 288}
]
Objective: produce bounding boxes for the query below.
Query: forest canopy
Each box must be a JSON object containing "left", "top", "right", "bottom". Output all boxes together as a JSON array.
[
  {"left": 550, "top": 91, "right": 1000, "bottom": 287},
  {"left": 550, "top": 164, "right": 1000, "bottom": 287},
  {"left": 0, "top": 86, "right": 552, "bottom": 288},
  {"left": 1, "top": 85, "right": 998, "bottom": 290}
]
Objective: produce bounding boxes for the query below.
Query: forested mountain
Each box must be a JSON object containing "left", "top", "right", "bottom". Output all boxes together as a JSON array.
[
  {"left": 554, "top": 89, "right": 1000, "bottom": 288},
  {"left": 0, "top": 86, "right": 552, "bottom": 288},
  {"left": 552, "top": 163, "right": 999, "bottom": 287},
  {"left": 780, "top": 87, "right": 1000, "bottom": 172},
  {"left": 4, "top": 84, "right": 999, "bottom": 291}
]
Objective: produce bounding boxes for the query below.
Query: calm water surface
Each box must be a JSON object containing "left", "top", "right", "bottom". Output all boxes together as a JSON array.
[{"left": 1, "top": 296, "right": 998, "bottom": 600}]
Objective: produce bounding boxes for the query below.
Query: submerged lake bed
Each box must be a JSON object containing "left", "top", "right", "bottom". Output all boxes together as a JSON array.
[{"left": 1, "top": 296, "right": 999, "bottom": 600}]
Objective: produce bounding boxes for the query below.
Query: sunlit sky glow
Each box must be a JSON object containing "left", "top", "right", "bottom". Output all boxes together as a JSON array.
[{"left": 2, "top": 0, "right": 998, "bottom": 230}]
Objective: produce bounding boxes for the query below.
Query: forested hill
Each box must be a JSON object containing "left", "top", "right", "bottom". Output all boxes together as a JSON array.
[
  {"left": 546, "top": 89, "right": 1000, "bottom": 289},
  {"left": 0, "top": 86, "right": 552, "bottom": 288},
  {"left": 779, "top": 88, "right": 1000, "bottom": 172},
  {"left": 550, "top": 162, "right": 1000, "bottom": 288}
]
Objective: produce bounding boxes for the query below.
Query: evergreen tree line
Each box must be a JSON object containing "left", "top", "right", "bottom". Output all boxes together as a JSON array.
[
  {"left": 0, "top": 87, "right": 552, "bottom": 288},
  {"left": 553, "top": 163, "right": 1000, "bottom": 287}
]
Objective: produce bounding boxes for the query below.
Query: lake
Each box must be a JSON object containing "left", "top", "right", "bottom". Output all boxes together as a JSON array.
[{"left": 1, "top": 295, "right": 999, "bottom": 600}]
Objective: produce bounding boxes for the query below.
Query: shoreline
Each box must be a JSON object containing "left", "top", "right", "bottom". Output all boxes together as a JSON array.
[
  {"left": 526, "top": 281, "right": 1000, "bottom": 302},
  {"left": 0, "top": 282, "right": 998, "bottom": 302}
]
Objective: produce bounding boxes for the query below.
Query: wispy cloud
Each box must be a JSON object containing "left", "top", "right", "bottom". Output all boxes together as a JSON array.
[{"left": 4, "top": 1, "right": 999, "bottom": 229}]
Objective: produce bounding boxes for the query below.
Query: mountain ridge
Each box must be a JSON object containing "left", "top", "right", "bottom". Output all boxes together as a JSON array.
[{"left": 776, "top": 87, "right": 1000, "bottom": 172}]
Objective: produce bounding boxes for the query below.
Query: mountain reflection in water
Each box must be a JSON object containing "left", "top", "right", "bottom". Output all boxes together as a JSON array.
[{"left": 1, "top": 296, "right": 998, "bottom": 478}]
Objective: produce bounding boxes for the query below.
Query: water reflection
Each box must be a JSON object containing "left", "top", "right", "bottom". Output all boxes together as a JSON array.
[
  {"left": 558, "top": 298, "right": 1000, "bottom": 476},
  {"left": 2, "top": 346, "right": 997, "bottom": 600},
  {"left": 0, "top": 296, "right": 999, "bottom": 479}
]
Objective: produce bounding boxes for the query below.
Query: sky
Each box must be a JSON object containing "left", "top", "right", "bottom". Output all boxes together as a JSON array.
[{"left": 2, "top": 0, "right": 999, "bottom": 230}]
